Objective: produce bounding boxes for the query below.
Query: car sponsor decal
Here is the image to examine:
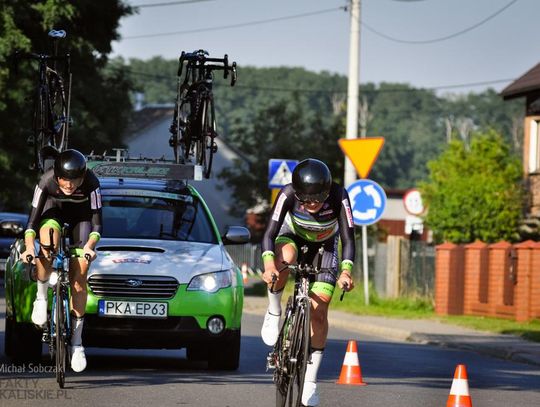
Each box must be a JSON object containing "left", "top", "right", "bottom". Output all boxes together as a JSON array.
[{"left": 112, "top": 258, "right": 151, "bottom": 264}]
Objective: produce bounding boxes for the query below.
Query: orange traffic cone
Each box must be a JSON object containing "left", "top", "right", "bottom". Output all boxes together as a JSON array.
[
  {"left": 447, "top": 364, "right": 472, "bottom": 407},
  {"left": 241, "top": 263, "right": 248, "bottom": 284},
  {"left": 336, "top": 340, "right": 367, "bottom": 386}
]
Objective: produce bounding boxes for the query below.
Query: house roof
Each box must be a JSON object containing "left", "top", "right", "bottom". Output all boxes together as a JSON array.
[
  {"left": 501, "top": 62, "right": 540, "bottom": 100},
  {"left": 125, "top": 104, "right": 174, "bottom": 138}
]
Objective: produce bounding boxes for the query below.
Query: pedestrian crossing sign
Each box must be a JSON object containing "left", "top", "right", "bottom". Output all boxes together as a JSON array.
[{"left": 268, "top": 159, "right": 298, "bottom": 188}]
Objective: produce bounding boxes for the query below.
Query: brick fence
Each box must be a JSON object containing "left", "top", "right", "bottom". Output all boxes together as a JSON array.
[{"left": 435, "top": 240, "right": 540, "bottom": 322}]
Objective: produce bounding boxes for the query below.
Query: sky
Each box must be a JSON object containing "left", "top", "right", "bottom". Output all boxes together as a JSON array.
[{"left": 112, "top": 0, "right": 540, "bottom": 95}]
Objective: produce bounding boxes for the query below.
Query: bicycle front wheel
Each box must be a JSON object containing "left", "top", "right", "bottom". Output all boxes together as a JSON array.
[
  {"left": 276, "top": 298, "right": 311, "bottom": 407},
  {"left": 54, "top": 283, "right": 67, "bottom": 388}
]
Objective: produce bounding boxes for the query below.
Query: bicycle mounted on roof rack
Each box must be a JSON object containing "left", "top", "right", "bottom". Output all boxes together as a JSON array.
[
  {"left": 85, "top": 148, "right": 204, "bottom": 181},
  {"left": 15, "top": 29, "right": 72, "bottom": 173},
  {"left": 169, "top": 49, "right": 237, "bottom": 179}
]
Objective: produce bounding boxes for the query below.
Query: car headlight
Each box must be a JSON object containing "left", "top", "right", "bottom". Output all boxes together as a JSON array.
[{"left": 187, "top": 270, "right": 232, "bottom": 293}]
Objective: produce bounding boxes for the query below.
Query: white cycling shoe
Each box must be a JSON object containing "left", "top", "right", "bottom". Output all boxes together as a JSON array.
[
  {"left": 261, "top": 309, "right": 280, "bottom": 346},
  {"left": 70, "top": 345, "right": 87, "bottom": 373},
  {"left": 31, "top": 298, "right": 48, "bottom": 326},
  {"left": 302, "top": 381, "right": 320, "bottom": 407}
]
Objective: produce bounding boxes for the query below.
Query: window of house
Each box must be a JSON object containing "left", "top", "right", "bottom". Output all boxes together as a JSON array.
[{"left": 529, "top": 120, "right": 540, "bottom": 173}]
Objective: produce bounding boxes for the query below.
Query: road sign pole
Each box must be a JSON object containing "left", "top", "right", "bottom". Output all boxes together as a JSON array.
[{"left": 362, "top": 225, "right": 369, "bottom": 305}]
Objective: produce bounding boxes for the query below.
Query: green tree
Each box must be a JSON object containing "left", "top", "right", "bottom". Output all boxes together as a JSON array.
[
  {"left": 219, "top": 96, "right": 345, "bottom": 214},
  {"left": 0, "top": 0, "right": 133, "bottom": 211},
  {"left": 420, "top": 130, "right": 524, "bottom": 243}
]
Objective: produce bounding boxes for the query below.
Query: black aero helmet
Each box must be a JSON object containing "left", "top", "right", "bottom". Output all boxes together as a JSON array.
[
  {"left": 292, "top": 158, "right": 332, "bottom": 202},
  {"left": 54, "top": 149, "right": 87, "bottom": 180}
]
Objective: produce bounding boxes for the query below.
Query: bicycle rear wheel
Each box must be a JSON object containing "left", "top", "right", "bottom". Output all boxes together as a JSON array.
[
  {"left": 32, "top": 87, "right": 47, "bottom": 172},
  {"left": 275, "top": 297, "right": 311, "bottom": 407},
  {"left": 47, "top": 74, "right": 68, "bottom": 152},
  {"left": 54, "top": 284, "right": 68, "bottom": 388},
  {"left": 197, "top": 97, "right": 216, "bottom": 178}
]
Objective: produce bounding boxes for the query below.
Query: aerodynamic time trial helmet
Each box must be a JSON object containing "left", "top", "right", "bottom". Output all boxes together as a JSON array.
[
  {"left": 54, "top": 149, "right": 87, "bottom": 180},
  {"left": 292, "top": 158, "right": 332, "bottom": 203}
]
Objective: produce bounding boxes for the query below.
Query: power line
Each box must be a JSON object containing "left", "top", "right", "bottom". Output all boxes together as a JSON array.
[
  {"left": 361, "top": 0, "right": 519, "bottom": 44},
  {"left": 132, "top": 0, "right": 215, "bottom": 8},
  {"left": 122, "top": 6, "right": 346, "bottom": 39},
  {"left": 111, "top": 66, "right": 515, "bottom": 93}
]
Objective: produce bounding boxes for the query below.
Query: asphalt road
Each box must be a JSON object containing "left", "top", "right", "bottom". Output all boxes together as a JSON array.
[{"left": 0, "top": 296, "right": 539, "bottom": 406}]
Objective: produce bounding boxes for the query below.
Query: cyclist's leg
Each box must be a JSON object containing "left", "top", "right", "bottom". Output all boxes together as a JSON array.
[
  {"left": 31, "top": 207, "right": 62, "bottom": 325},
  {"left": 261, "top": 229, "right": 299, "bottom": 346},
  {"left": 35, "top": 207, "right": 62, "bottom": 280},
  {"left": 67, "top": 219, "right": 91, "bottom": 372},
  {"left": 68, "top": 220, "right": 91, "bottom": 318},
  {"left": 303, "top": 236, "right": 339, "bottom": 406},
  {"left": 309, "top": 235, "right": 339, "bottom": 346}
]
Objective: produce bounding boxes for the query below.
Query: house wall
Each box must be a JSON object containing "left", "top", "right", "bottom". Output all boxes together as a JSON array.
[{"left": 523, "top": 115, "right": 540, "bottom": 215}]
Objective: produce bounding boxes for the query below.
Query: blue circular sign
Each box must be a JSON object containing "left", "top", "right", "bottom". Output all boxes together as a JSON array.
[{"left": 346, "top": 179, "right": 387, "bottom": 226}]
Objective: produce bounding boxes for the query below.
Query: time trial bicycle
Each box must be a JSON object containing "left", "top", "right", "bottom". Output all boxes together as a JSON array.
[
  {"left": 27, "top": 225, "right": 89, "bottom": 388},
  {"left": 169, "top": 49, "right": 236, "bottom": 178},
  {"left": 266, "top": 246, "right": 345, "bottom": 407},
  {"left": 15, "top": 29, "right": 71, "bottom": 173}
]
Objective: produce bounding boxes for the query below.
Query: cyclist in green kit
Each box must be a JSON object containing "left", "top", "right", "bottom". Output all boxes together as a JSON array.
[
  {"left": 21, "top": 149, "right": 102, "bottom": 373},
  {"left": 260, "top": 158, "right": 356, "bottom": 406}
]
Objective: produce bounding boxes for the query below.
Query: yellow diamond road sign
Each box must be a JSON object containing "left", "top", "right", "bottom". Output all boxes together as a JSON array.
[{"left": 338, "top": 137, "right": 385, "bottom": 179}]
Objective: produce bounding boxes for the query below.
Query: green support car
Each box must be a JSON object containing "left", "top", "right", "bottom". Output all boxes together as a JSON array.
[{"left": 4, "top": 177, "right": 250, "bottom": 370}]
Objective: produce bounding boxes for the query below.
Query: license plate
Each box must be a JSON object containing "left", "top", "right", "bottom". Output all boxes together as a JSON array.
[{"left": 98, "top": 300, "right": 168, "bottom": 318}]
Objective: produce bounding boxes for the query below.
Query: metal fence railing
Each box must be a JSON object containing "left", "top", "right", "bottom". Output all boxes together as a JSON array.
[
  {"left": 399, "top": 239, "right": 435, "bottom": 299},
  {"left": 226, "top": 243, "right": 263, "bottom": 273},
  {"left": 225, "top": 239, "right": 436, "bottom": 299}
]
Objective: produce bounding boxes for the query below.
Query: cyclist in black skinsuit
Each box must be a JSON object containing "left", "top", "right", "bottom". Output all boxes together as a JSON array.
[
  {"left": 260, "top": 158, "right": 355, "bottom": 407},
  {"left": 21, "top": 149, "right": 102, "bottom": 373}
]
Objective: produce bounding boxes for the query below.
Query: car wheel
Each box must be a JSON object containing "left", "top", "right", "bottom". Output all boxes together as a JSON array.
[
  {"left": 7, "top": 319, "right": 42, "bottom": 364},
  {"left": 207, "top": 329, "right": 241, "bottom": 371}
]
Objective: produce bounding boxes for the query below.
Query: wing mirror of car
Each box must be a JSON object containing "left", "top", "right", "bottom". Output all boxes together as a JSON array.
[
  {"left": 222, "top": 226, "right": 250, "bottom": 245},
  {"left": 0, "top": 221, "right": 25, "bottom": 238}
]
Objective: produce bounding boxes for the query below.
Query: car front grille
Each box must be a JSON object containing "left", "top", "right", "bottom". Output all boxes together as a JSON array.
[{"left": 88, "top": 275, "right": 179, "bottom": 299}]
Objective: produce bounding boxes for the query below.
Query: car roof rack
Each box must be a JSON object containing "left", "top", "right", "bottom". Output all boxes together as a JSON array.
[{"left": 86, "top": 149, "right": 203, "bottom": 181}]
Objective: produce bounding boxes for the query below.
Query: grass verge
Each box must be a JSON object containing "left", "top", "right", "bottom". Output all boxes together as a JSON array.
[{"left": 283, "top": 279, "right": 540, "bottom": 342}]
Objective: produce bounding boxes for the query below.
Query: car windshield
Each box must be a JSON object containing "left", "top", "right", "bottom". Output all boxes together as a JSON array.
[{"left": 101, "top": 193, "right": 217, "bottom": 244}]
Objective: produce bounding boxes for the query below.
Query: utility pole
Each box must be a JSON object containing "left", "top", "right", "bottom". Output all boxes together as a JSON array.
[
  {"left": 345, "top": 0, "right": 370, "bottom": 305},
  {"left": 345, "top": 0, "right": 361, "bottom": 187}
]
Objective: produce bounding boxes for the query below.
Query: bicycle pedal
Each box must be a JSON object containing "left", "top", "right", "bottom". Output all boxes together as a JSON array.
[
  {"left": 211, "top": 142, "right": 218, "bottom": 153},
  {"left": 266, "top": 353, "right": 276, "bottom": 370}
]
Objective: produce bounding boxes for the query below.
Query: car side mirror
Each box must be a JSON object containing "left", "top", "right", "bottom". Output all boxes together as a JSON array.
[
  {"left": 222, "top": 226, "right": 250, "bottom": 245},
  {"left": 0, "top": 221, "right": 25, "bottom": 238}
]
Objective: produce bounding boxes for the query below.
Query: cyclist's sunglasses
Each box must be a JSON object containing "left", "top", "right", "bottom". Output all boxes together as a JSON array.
[{"left": 295, "top": 194, "right": 325, "bottom": 204}]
